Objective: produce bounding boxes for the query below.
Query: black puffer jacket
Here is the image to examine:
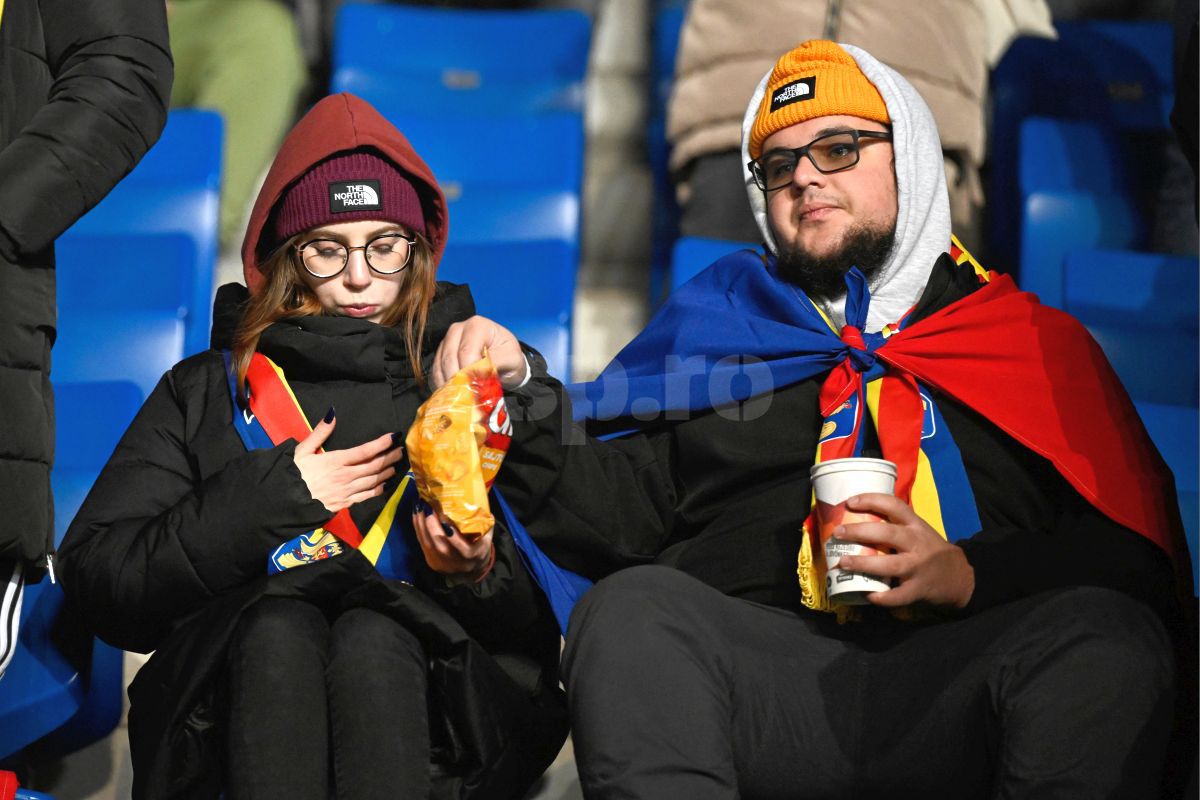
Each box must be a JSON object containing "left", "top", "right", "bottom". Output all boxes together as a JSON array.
[
  {"left": 57, "top": 283, "right": 567, "bottom": 800},
  {"left": 0, "top": 0, "right": 172, "bottom": 567}
]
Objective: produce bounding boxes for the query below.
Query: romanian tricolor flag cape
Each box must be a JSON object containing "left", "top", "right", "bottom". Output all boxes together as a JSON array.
[{"left": 567, "top": 241, "right": 1191, "bottom": 607}]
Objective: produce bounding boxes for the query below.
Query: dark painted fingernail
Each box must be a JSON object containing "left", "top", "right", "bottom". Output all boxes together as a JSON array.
[
  {"left": 391, "top": 432, "right": 402, "bottom": 449},
  {"left": 443, "top": 525, "right": 455, "bottom": 538},
  {"left": 415, "top": 499, "right": 430, "bottom": 515},
  {"left": 323, "top": 406, "right": 336, "bottom": 424}
]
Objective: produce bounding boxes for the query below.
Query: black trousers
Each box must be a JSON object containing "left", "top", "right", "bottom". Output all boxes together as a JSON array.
[
  {"left": 563, "top": 566, "right": 1176, "bottom": 800},
  {"left": 222, "top": 596, "right": 430, "bottom": 800}
]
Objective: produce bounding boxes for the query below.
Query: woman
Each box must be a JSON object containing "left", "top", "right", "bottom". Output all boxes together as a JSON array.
[{"left": 57, "top": 93, "right": 566, "bottom": 800}]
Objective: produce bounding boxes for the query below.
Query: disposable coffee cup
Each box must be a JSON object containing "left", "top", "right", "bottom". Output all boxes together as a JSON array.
[{"left": 809, "top": 458, "right": 897, "bottom": 605}]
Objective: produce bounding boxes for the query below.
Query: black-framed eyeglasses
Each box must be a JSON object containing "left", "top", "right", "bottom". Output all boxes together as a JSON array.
[
  {"left": 294, "top": 232, "right": 418, "bottom": 278},
  {"left": 748, "top": 129, "right": 893, "bottom": 192}
]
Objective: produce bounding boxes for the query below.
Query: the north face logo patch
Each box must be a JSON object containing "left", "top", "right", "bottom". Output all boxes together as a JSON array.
[
  {"left": 770, "top": 77, "right": 816, "bottom": 112},
  {"left": 329, "top": 180, "right": 382, "bottom": 212}
]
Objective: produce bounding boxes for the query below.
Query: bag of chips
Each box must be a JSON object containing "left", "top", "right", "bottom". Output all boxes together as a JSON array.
[{"left": 405, "top": 354, "right": 513, "bottom": 536}]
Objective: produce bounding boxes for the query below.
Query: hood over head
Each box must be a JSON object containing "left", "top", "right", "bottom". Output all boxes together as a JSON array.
[
  {"left": 741, "top": 42, "right": 951, "bottom": 332},
  {"left": 241, "top": 93, "right": 448, "bottom": 294}
]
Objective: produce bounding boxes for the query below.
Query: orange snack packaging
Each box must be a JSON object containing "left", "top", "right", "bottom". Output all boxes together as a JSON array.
[{"left": 405, "top": 354, "right": 513, "bottom": 536}]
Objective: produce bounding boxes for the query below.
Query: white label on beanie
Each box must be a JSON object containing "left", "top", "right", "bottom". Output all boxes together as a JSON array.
[
  {"left": 770, "top": 77, "right": 816, "bottom": 113},
  {"left": 329, "top": 180, "right": 382, "bottom": 212}
]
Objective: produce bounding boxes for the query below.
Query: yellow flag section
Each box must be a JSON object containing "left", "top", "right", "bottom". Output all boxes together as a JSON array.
[
  {"left": 358, "top": 474, "right": 412, "bottom": 566},
  {"left": 863, "top": 379, "right": 946, "bottom": 539}
]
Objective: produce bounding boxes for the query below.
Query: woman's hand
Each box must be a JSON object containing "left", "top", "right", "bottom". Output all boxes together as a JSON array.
[
  {"left": 432, "top": 315, "right": 527, "bottom": 390},
  {"left": 293, "top": 411, "right": 404, "bottom": 513},
  {"left": 411, "top": 503, "right": 495, "bottom": 581},
  {"left": 834, "top": 493, "right": 976, "bottom": 609}
]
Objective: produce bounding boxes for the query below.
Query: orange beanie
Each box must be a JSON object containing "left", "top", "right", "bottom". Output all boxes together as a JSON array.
[{"left": 748, "top": 40, "right": 889, "bottom": 160}]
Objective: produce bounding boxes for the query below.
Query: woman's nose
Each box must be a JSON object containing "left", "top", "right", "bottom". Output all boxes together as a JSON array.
[{"left": 343, "top": 249, "right": 372, "bottom": 288}]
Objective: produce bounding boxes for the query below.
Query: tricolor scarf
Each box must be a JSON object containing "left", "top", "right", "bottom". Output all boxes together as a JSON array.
[
  {"left": 222, "top": 350, "right": 591, "bottom": 633},
  {"left": 568, "top": 240, "right": 1191, "bottom": 608}
]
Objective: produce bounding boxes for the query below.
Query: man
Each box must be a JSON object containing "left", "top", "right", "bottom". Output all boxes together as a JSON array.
[
  {"left": 666, "top": 0, "right": 1001, "bottom": 247},
  {"left": 439, "top": 40, "right": 1191, "bottom": 797},
  {"left": 0, "top": 0, "right": 172, "bottom": 674}
]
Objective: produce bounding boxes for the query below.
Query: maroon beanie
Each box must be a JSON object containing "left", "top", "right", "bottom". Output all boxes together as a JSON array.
[{"left": 270, "top": 150, "right": 426, "bottom": 247}]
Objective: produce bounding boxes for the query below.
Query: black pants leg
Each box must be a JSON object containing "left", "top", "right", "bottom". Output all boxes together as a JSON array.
[
  {"left": 327, "top": 606, "right": 430, "bottom": 800},
  {"left": 224, "top": 596, "right": 332, "bottom": 800},
  {"left": 562, "top": 565, "right": 1175, "bottom": 800}
]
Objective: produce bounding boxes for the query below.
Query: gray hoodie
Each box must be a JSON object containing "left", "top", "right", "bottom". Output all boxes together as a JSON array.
[{"left": 740, "top": 44, "right": 952, "bottom": 333}]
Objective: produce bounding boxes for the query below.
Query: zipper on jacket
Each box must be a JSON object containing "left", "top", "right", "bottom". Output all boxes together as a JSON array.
[{"left": 45, "top": 553, "right": 57, "bottom": 584}]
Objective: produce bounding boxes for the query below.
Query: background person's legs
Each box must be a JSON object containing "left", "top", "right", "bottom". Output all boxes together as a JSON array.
[
  {"left": 169, "top": 0, "right": 307, "bottom": 252},
  {"left": 327, "top": 606, "right": 430, "bottom": 800},
  {"left": 223, "top": 596, "right": 332, "bottom": 800}
]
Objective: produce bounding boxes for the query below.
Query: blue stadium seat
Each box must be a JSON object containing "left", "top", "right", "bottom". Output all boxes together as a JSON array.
[
  {"left": 331, "top": 3, "right": 591, "bottom": 115},
  {"left": 1019, "top": 190, "right": 1141, "bottom": 308},
  {"left": 58, "top": 110, "right": 222, "bottom": 358},
  {"left": 1062, "top": 249, "right": 1199, "bottom": 407},
  {"left": 439, "top": 241, "right": 573, "bottom": 322},
  {"left": 1084, "top": 322, "right": 1198, "bottom": 406},
  {"left": 509, "top": 316, "right": 571, "bottom": 383},
  {"left": 54, "top": 310, "right": 184, "bottom": 400},
  {"left": 670, "top": 236, "right": 757, "bottom": 293},
  {"left": 1063, "top": 249, "right": 1199, "bottom": 329},
  {"left": 57, "top": 232, "right": 194, "bottom": 317},
  {"left": 439, "top": 237, "right": 577, "bottom": 379},
  {"left": 444, "top": 187, "right": 579, "bottom": 246},
  {"left": 1136, "top": 402, "right": 1199, "bottom": 586},
  {"left": 1014, "top": 118, "right": 1148, "bottom": 305},
  {"left": 989, "top": 21, "right": 1173, "bottom": 272},
  {"left": 0, "top": 381, "right": 147, "bottom": 762},
  {"left": 0, "top": 382, "right": 142, "bottom": 761},
  {"left": 51, "top": 380, "right": 144, "bottom": 534},
  {"left": 0, "top": 580, "right": 85, "bottom": 761},
  {"left": 1019, "top": 117, "right": 1130, "bottom": 196},
  {"left": 115, "top": 108, "right": 224, "bottom": 187},
  {"left": 391, "top": 112, "right": 583, "bottom": 194},
  {"left": 648, "top": 1, "right": 688, "bottom": 305}
]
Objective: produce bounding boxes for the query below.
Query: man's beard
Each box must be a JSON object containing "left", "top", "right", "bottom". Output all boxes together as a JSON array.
[{"left": 775, "top": 222, "right": 896, "bottom": 302}]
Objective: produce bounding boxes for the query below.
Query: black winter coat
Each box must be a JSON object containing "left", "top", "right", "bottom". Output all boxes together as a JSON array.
[
  {"left": 57, "top": 284, "right": 567, "bottom": 799},
  {"left": 0, "top": 0, "right": 172, "bottom": 567}
]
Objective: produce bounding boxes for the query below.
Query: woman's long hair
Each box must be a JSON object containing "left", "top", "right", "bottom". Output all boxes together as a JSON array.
[{"left": 231, "top": 229, "right": 437, "bottom": 402}]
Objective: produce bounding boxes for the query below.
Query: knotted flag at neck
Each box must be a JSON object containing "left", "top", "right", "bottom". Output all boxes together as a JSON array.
[
  {"left": 798, "top": 266, "right": 980, "bottom": 612},
  {"left": 568, "top": 238, "right": 1190, "bottom": 603}
]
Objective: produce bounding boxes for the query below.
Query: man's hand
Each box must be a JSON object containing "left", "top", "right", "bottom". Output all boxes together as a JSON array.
[
  {"left": 293, "top": 413, "right": 404, "bottom": 513},
  {"left": 411, "top": 504, "right": 495, "bottom": 581},
  {"left": 432, "top": 315, "right": 527, "bottom": 390},
  {"left": 834, "top": 493, "right": 975, "bottom": 609}
]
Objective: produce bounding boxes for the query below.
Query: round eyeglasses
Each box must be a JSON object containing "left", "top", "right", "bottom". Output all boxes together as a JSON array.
[
  {"left": 295, "top": 232, "right": 417, "bottom": 278},
  {"left": 748, "top": 129, "right": 893, "bottom": 192}
]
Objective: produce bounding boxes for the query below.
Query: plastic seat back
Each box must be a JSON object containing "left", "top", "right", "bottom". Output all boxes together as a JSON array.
[
  {"left": 54, "top": 310, "right": 185, "bottom": 401},
  {"left": 58, "top": 110, "right": 222, "bottom": 358},
  {"left": 392, "top": 111, "right": 584, "bottom": 194},
  {"left": 989, "top": 21, "right": 1172, "bottom": 270},
  {"left": 331, "top": 3, "right": 591, "bottom": 114},
  {"left": 1084, "top": 322, "right": 1198, "bottom": 406},
  {"left": 648, "top": 2, "right": 688, "bottom": 305},
  {"left": 670, "top": 236, "right": 757, "bottom": 293},
  {"left": 1063, "top": 249, "right": 1199, "bottom": 329},
  {"left": 1019, "top": 190, "right": 1141, "bottom": 308}
]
